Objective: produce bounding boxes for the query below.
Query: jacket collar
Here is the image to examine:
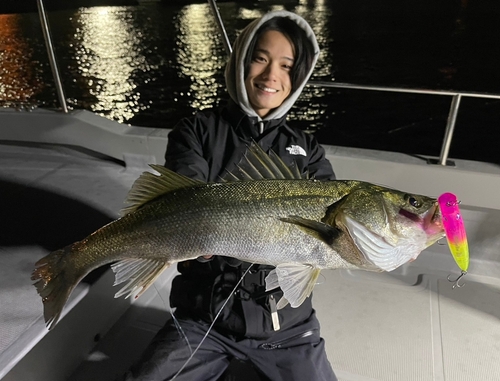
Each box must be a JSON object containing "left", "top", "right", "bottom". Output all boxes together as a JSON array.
[{"left": 222, "top": 99, "right": 299, "bottom": 139}]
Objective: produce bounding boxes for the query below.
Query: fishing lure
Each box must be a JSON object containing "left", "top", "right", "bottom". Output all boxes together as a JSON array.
[{"left": 438, "top": 192, "right": 469, "bottom": 288}]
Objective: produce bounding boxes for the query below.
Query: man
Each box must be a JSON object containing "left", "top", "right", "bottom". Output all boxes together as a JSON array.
[{"left": 121, "top": 10, "right": 337, "bottom": 381}]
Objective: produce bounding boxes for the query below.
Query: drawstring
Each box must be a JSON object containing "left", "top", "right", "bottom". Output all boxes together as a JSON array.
[{"left": 259, "top": 121, "right": 264, "bottom": 134}]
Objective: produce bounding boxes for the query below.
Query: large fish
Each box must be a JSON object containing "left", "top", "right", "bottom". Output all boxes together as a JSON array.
[{"left": 32, "top": 144, "right": 444, "bottom": 329}]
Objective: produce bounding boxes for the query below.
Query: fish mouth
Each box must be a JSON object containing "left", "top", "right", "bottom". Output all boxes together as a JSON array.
[
  {"left": 423, "top": 202, "right": 445, "bottom": 237},
  {"left": 400, "top": 202, "right": 442, "bottom": 232}
]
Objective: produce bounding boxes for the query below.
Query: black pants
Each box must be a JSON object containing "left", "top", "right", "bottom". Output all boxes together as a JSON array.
[{"left": 119, "top": 312, "right": 337, "bottom": 381}]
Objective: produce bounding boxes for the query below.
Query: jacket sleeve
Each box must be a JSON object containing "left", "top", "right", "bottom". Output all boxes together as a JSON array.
[
  {"left": 306, "top": 135, "right": 336, "bottom": 181},
  {"left": 164, "top": 116, "right": 209, "bottom": 181},
  {"left": 164, "top": 115, "right": 240, "bottom": 266}
]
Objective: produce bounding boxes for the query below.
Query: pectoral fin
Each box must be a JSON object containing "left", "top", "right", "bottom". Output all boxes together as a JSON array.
[
  {"left": 280, "top": 216, "right": 340, "bottom": 245},
  {"left": 265, "top": 263, "right": 322, "bottom": 309}
]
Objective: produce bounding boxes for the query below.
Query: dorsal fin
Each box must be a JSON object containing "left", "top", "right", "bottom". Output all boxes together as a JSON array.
[
  {"left": 220, "top": 141, "right": 308, "bottom": 182},
  {"left": 122, "top": 142, "right": 305, "bottom": 215},
  {"left": 121, "top": 164, "right": 203, "bottom": 216}
]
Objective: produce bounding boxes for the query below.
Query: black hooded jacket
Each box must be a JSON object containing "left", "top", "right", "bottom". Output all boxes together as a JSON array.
[{"left": 164, "top": 100, "right": 335, "bottom": 339}]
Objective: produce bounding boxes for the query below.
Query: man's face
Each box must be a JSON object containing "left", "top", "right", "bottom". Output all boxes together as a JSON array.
[{"left": 244, "top": 30, "right": 294, "bottom": 118}]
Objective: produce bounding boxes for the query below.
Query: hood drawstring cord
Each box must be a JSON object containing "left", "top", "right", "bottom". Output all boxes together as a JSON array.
[{"left": 259, "top": 121, "right": 264, "bottom": 134}]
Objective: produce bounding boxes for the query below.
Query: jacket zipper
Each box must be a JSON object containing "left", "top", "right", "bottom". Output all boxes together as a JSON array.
[{"left": 259, "top": 328, "right": 318, "bottom": 350}]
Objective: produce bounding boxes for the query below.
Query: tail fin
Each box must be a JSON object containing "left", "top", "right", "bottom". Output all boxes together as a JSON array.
[{"left": 31, "top": 246, "right": 78, "bottom": 330}]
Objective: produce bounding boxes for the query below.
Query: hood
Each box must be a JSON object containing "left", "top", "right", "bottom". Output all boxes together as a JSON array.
[{"left": 224, "top": 11, "right": 320, "bottom": 121}]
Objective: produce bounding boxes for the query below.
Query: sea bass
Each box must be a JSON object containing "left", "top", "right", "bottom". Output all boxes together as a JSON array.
[{"left": 32, "top": 144, "right": 444, "bottom": 329}]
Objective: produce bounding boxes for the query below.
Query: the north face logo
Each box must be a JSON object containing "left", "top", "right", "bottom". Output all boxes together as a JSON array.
[{"left": 286, "top": 145, "right": 307, "bottom": 156}]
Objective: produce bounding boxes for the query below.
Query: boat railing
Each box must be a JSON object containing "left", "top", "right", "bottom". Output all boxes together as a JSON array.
[
  {"left": 37, "top": 0, "right": 68, "bottom": 113},
  {"left": 206, "top": 0, "right": 500, "bottom": 167},
  {"left": 33, "top": 0, "right": 500, "bottom": 167},
  {"left": 308, "top": 81, "right": 500, "bottom": 166}
]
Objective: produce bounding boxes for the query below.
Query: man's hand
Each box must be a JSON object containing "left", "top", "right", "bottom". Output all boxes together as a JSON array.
[
  {"left": 196, "top": 255, "right": 214, "bottom": 263},
  {"left": 195, "top": 255, "right": 241, "bottom": 267}
]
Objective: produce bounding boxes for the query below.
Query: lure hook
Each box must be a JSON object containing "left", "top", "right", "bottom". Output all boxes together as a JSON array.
[
  {"left": 437, "top": 238, "right": 447, "bottom": 246},
  {"left": 446, "top": 199, "right": 461, "bottom": 207},
  {"left": 447, "top": 270, "right": 467, "bottom": 289}
]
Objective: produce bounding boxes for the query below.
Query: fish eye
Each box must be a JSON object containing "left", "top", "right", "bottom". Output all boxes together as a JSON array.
[{"left": 407, "top": 195, "right": 421, "bottom": 208}]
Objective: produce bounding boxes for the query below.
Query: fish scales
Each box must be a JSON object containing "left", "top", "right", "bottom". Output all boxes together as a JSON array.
[
  {"left": 72, "top": 179, "right": 357, "bottom": 267},
  {"left": 149, "top": 179, "right": 360, "bottom": 267}
]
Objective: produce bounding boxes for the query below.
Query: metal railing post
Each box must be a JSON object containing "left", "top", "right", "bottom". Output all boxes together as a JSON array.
[
  {"left": 37, "top": 0, "right": 68, "bottom": 113},
  {"left": 207, "top": 0, "right": 232, "bottom": 56},
  {"left": 438, "top": 94, "right": 462, "bottom": 166}
]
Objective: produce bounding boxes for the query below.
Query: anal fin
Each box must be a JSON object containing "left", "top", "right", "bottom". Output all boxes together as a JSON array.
[{"left": 111, "top": 258, "right": 171, "bottom": 299}]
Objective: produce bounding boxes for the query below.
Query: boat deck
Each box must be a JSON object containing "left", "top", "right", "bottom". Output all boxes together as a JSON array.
[{"left": 1, "top": 115, "right": 499, "bottom": 380}]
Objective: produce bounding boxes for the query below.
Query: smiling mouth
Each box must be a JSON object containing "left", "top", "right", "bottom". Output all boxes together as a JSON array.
[{"left": 256, "top": 84, "right": 278, "bottom": 93}]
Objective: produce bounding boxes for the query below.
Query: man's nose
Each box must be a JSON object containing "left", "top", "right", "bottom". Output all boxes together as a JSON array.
[{"left": 261, "top": 63, "right": 278, "bottom": 81}]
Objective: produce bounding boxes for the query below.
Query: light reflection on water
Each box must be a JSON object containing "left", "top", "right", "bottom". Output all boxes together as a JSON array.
[
  {"left": 0, "top": 2, "right": 339, "bottom": 126},
  {"left": 71, "top": 6, "right": 150, "bottom": 122},
  {"left": 175, "top": 4, "right": 223, "bottom": 111},
  {"left": 1, "top": 2, "right": 499, "bottom": 163},
  {"left": 291, "top": 0, "right": 333, "bottom": 125},
  {"left": 0, "top": 14, "right": 43, "bottom": 103}
]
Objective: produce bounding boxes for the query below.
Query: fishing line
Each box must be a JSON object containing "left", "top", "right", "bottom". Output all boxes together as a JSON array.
[
  {"left": 153, "top": 283, "right": 168, "bottom": 309},
  {"left": 316, "top": 272, "right": 326, "bottom": 285},
  {"left": 153, "top": 283, "right": 193, "bottom": 355},
  {"left": 170, "top": 307, "right": 193, "bottom": 355},
  {"left": 169, "top": 263, "right": 254, "bottom": 381}
]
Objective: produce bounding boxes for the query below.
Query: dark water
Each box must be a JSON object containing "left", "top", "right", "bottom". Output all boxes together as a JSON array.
[{"left": 1, "top": 0, "right": 500, "bottom": 163}]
